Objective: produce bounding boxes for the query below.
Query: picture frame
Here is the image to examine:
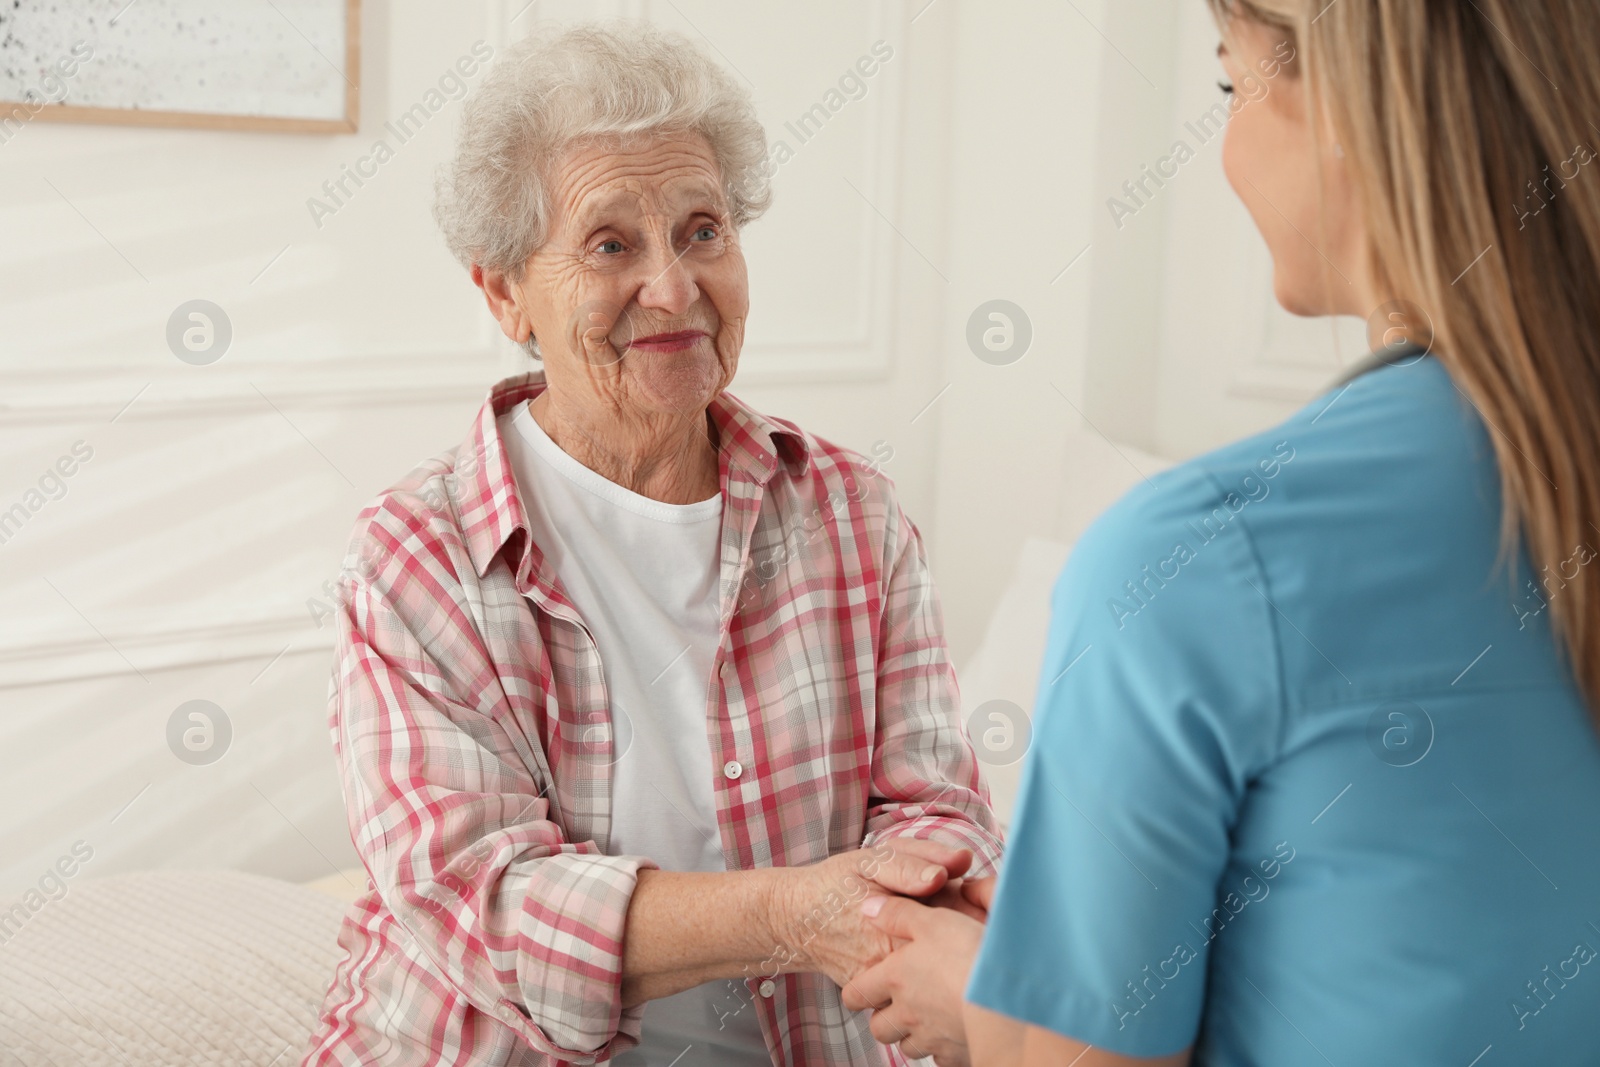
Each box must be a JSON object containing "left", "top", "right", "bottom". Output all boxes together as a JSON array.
[{"left": 0, "top": 0, "right": 361, "bottom": 135}]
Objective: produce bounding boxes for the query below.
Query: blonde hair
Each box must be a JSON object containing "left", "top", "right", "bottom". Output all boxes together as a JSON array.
[
  {"left": 433, "top": 21, "right": 772, "bottom": 282},
  {"left": 1211, "top": 0, "right": 1600, "bottom": 725}
]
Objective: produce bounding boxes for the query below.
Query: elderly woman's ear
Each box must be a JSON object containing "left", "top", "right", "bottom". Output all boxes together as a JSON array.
[{"left": 471, "top": 262, "right": 537, "bottom": 352}]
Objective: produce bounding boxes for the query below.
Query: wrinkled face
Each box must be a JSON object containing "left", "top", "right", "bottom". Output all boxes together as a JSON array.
[
  {"left": 1218, "top": 17, "right": 1369, "bottom": 317},
  {"left": 513, "top": 131, "right": 748, "bottom": 420}
]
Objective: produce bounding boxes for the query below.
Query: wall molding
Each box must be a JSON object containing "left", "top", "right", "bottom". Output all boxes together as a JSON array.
[
  {"left": 1227, "top": 360, "right": 1340, "bottom": 404},
  {"left": 0, "top": 607, "right": 335, "bottom": 690},
  {"left": 0, "top": 349, "right": 509, "bottom": 426},
  {"left": 0, "top": 339, "right": 899, "bottom": 427}
]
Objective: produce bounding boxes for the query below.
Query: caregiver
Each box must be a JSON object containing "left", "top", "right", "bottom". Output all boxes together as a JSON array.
[{"left": 850, "top": 1, "right": 1600, "bottom": 1063}]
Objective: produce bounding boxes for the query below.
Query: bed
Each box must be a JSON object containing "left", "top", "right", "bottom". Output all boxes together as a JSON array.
[{"left": 0, "top": 867, "right": 365, "bottom": 1066}]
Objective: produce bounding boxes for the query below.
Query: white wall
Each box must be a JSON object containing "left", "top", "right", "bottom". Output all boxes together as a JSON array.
[{"left": 0, "top": 0, "right": 1364, "bottom": 893}]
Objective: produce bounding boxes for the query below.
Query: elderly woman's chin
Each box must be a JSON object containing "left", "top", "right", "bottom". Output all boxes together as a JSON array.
[{"left": 620, "top": 339, "right": 735, "bottom": 416}]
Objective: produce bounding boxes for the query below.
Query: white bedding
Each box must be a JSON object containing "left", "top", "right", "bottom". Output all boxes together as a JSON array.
[{"left": 0, "top": 869, "right": 353, "bottom": 1066}]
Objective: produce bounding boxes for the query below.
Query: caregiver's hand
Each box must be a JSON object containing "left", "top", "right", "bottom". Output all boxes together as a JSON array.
[
  {"left": 921, "top": 875, "right": 996, "bottom": 922},
  {"left": 842, "top": 892, "right": 988, "bottom": 1067},
  {"left": 768, "top": 839, "right": 973, "bottom": 988}
]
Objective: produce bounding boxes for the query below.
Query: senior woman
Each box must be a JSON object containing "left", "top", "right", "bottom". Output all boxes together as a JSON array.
[{"left": 300, "top": 22, "right": 1000, "bottom": 1067}]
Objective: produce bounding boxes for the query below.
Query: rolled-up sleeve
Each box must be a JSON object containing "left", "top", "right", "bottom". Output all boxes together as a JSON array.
[
  {"left": 860, "top": 506, "right": 1005, "bottom": 876},
  {"left": 332, "top": 516, "right": 655, "bottom": 1063}
]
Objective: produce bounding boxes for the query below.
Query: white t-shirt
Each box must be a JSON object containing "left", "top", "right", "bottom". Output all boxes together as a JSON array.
[{"left": 499, "top": 401, "right": 769, "bottom": 1066}]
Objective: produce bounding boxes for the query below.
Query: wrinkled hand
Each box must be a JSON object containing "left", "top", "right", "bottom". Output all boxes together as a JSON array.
[
  {"left": 841, "top": 893, "right": 988, "bottom": 1067},
  {"left": 768, "top": 840, "right": 973, "bottom": 988}
]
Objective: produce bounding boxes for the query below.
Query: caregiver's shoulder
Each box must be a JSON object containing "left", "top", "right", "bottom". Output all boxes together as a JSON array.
[
  {"left": 1194, "top": 354, "right": 1500, "bottom": 573},
  {"left": 1074, "top": 356, "right": 1482, "bottom": 566},
  {"left": 1058, "top": 355, "right": 1509, "bottom": 705}
]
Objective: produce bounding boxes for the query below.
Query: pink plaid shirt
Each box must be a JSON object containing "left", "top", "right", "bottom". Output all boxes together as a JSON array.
[{"left": 302, "top": 371, "right": 1002, "bottom": 1067}]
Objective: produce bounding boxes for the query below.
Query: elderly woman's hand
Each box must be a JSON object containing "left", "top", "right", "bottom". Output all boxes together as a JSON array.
[{"left": 764, "top": 839, "right": 972, "bottom": 989}]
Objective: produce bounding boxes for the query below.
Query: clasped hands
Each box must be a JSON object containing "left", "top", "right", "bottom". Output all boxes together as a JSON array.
[{"left": 769, "top": 840, "right": 992, "bottom": 1066}]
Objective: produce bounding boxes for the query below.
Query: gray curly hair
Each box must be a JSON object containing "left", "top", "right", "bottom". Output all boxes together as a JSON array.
[{"left": 433, "top": 21, "right": 773, "bottom": 286}]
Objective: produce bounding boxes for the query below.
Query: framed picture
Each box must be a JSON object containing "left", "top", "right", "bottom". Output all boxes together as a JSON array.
[{"left": 0, "top": 0, "right": 360, "bottom": 134}]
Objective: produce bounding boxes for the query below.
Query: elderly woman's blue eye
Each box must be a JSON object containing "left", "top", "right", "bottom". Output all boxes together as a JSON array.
[
  {"left": 598, "top": 239, "right": 625, "bottom": 254},
  {"left": 694, "top": 226, "right": 717, "bottom": 241}
]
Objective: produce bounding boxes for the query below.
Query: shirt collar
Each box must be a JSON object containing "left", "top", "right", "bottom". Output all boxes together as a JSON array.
[{"left": 461, "top": 367, "right": 812, "bottom": 582}]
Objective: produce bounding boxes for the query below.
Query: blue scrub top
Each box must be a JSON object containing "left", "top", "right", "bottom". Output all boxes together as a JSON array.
[{"left": 966, "top": 352, "right": 1600, "bottom": 1063}]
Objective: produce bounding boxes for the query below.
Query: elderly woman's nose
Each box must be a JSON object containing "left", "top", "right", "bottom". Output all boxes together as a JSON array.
[{"left": 634, "top": 243, "right": 701, "bottom": 316}]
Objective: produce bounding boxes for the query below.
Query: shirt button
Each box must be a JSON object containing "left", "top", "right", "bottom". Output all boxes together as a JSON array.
[
  {"left": 723, "top": 760, "right": 743, "bottom": 780},
  {"left": 758, "top": 979, "right": 776, "bottom": 998}
]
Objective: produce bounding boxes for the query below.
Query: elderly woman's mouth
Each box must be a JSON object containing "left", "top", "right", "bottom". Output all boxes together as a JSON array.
[{"left": 627, "top": 330, "right": 709, "bottom": 353}]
